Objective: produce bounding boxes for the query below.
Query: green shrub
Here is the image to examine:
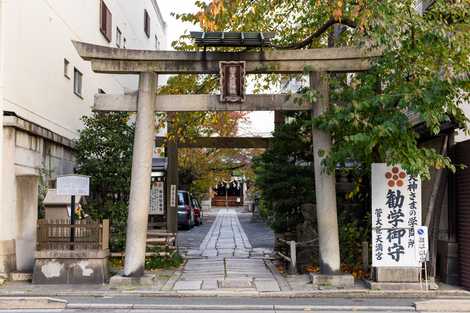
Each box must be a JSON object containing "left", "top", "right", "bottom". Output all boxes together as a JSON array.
[
  {"left": 253, "top": 112, "right": 314, "bottom": 233},
  {"left": 74, "top": 112, "right": 134, "bottom": 252},
  {"left": 145, "top": 247, "right": 184, "bottom": 270}
]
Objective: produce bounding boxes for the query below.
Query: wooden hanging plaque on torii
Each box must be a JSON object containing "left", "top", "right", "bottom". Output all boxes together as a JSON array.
[{"left": 219, "top": 61, "right": 245, "bottom": 103}]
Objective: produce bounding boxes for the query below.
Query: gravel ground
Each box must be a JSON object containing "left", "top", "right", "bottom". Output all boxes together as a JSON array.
[
  {"left": 176, "top": 214, "right": 215, "bottom": 250},
  {"left": 238, "top": 213, "right": 274, "bottom": 249}
]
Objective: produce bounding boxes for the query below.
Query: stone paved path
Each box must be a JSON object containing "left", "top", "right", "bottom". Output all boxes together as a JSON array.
[{"left": 173, "top": 209, "right": 279, "bottom": 292}]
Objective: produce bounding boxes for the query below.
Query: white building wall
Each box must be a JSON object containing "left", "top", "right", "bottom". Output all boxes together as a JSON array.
[
  {"left": 3, "top": 0, "right": 166, "bottom": 140},
  {"left": 0, "top": 0, "right": 166, "bottom": 275},
  {"left": 0, "top": 0, "right": 6, "bottom": 232}
]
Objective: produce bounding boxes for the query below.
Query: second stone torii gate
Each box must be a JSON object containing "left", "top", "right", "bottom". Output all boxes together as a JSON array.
[{"left": 73, "top": 41, "right": 379, "bottom": 278}]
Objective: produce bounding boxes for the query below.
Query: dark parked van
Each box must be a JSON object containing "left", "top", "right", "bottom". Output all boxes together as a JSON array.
[{"left": 178, "top": 190, "right": 194, "bottom": 229}]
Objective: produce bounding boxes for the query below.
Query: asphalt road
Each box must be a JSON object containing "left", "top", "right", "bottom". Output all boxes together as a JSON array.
[
  {"left": 176, "top": 214, "right": 215, "bottom": 251},
  {"left": 238, "top": 213, "right": 274, "bottom": 249},
  {"left": 0, "top": 309, "right": 414, "bottom": 313},
  {"left": 61, "top": 295, "right": 417, "bottom": 307}
]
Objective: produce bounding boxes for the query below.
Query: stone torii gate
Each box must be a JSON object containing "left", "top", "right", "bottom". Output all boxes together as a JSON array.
[{"left": 73, "top": 41, "right": 378, "bottom": 278}]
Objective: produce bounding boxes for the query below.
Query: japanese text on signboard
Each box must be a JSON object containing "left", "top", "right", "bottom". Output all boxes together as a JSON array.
[
  {"left": 149, "top": 181, "right": 164, "bottom": 215},
  {"left": 372, "top": 164, "right": 422, "bottom": 267}
]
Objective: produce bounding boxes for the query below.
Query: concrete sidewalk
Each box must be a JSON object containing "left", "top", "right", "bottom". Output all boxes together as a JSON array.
[
  {"left": 2, "top": 296, "right": 470, "bottom": 312},
  {"left": 1, "top": 281, "right": 469, "bottom": 298}
]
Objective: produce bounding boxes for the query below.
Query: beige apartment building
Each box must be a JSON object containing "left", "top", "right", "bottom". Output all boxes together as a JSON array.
[{"left": 0, "top": 0, "right": 166, "bottom": 276}]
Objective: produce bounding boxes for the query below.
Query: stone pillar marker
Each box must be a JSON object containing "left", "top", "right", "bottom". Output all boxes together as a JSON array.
[
  {"left": 309, "top": 72, "right": 341, "bottom": 274},
  {"left": 123, "top": 72, "right": 157, "bottom": 277}
]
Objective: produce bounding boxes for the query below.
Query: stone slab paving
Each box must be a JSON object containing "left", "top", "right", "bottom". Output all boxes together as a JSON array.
[{"left": 173, "top": 209, "right": 281, "bottom": 292}]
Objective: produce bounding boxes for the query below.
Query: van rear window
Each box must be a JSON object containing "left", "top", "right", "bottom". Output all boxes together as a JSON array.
[
  {"left": 178, "top": 192, "right": 190, "bottom": 205},
  {"left": 178, "top": 192, "right": 185, "bottom": 205}
]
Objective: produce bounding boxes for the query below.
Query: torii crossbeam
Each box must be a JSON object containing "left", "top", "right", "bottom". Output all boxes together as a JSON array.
[
  {"left": 73, "top": 41, "right": 379, "bottom": 74},
  {"left": 94, "top": 94, "right": 312, "bottom": 112}
]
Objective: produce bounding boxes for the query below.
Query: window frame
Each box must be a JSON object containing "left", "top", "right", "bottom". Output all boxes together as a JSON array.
[
  {"left": 73, "top": 68, "right": 83, "bottom": 98},
  {"left": 116, "top": 27, "right": 122, "bottom": 48},
  {"left": 100, "top": 0, "right": 112, "bottom": 42},
  {"left": 144, "top": 9, "right": 150, "bottom": 38},
  {"left": 63, "top": 58, "right": 70, "bottom": 79}
]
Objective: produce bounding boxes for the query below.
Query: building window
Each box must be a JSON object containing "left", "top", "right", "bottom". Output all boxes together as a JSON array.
[
  {"left": 100, "top": 0, "right": 112, "bottom": 42},
  {"left": 116, "top": 27, "right": 122, "bottom": 47},
  {"left": 144, "top": 9, "right": 150, "bottom": 38},
  {"left": 74, "top": 68, "right": 83, "bottom": 98},
  {"left": 63, "top": 58, "right": 70, "bottom": 78},
  {"left": 155, "top": 35, "right": 160, "bottom": 50},
  {"left": 123, "top": 37, "right": 127, "bottom": 49}
]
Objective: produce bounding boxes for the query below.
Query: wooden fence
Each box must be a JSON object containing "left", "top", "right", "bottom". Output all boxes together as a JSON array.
[{"left": 37, "top": 219, "right": 109, "bottom": 251}]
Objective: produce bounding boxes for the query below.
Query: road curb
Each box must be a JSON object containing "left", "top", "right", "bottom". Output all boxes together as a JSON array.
[
  {"left": 414, "top": 299, "right": 470, "bottom": 312},
  {"left": 66, "top": 303, "right": 414, "bottom": 311},
  {"left": 1, "top": 289, "right": 469, "bottom": 299},
  {"left": 0, "top": 297, "right": 67, "bottom": 309}
]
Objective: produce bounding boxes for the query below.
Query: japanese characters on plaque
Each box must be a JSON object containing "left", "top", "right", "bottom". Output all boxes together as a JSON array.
[
  {"left": 415, "top": 226, "right": 429, "bottom": 263},
  {"left": 219, "top": 61, "right": 246, "bottom": 103},
  {"left": 372, "top": 163, "right": 422, "bottom": 267},
  {"left": 149, "top": 181, "right": 164, "bottom": 215}
]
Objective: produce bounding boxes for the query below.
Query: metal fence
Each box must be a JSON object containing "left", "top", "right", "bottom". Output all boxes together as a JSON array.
[{"left": 37, "top": 219, "right": 109, "bottom": 251}]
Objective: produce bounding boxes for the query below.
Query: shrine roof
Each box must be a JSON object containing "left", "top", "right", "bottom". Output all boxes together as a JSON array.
[{"left": 190, "top": 32, "right": 274, "bottom": 48}]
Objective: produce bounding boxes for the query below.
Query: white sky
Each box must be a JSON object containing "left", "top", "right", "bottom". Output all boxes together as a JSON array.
[{"left": 157, "top": 0, "right": 274, "bottom": 137}]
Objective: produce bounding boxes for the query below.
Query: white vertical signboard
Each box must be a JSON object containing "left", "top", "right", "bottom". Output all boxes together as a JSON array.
[
  {"left": 170, "top": 184, "right": 177, "bottom": 207},
  {"left": 149, "top": 181, "right": 164, "bottom": 215},
  {"left": 372, "top": 164, "right": 422, "bottom": 267}
]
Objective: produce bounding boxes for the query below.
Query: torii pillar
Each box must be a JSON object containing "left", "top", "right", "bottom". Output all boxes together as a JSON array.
[
  {"left": 309, "top": 72, "right": 341, "bottom": 275},
  {"left": 166, "top": 112, "right": 178, "bottom": 234},
  {"left": 123, "top": 72, "right": 157, "bottom": 277}
]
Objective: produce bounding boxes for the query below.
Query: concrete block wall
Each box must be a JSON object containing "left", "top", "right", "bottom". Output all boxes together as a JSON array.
[{"left": 0, "top": 116, "right": 75, "bottom": 275}]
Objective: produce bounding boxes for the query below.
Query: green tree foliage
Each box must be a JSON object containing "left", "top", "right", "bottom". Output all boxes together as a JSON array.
[
  {"left": 253, "top": 113, "right": 315, "bottom": 233},
  {"left": 174, "top": 1, "right": 468, "bottom": 270},
  {"left": 74, "top": 112, "right": 134, "bottom": 251},
  {"left": 176, "top": 0, "right": 469, "bottom": 179},
  {"left": 178, "top": 146, "right": 259, "bottom": 200},
  {"left": 254, "top": 112, "right": 371, "bottom": 267},
  {"left": 312, "top": 1, "right": 469, "bottom": 179}
]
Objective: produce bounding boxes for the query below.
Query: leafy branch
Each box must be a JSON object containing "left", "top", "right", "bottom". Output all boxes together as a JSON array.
[{"left": 274, "top": 16, "right": 357, "bottom": 50}]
